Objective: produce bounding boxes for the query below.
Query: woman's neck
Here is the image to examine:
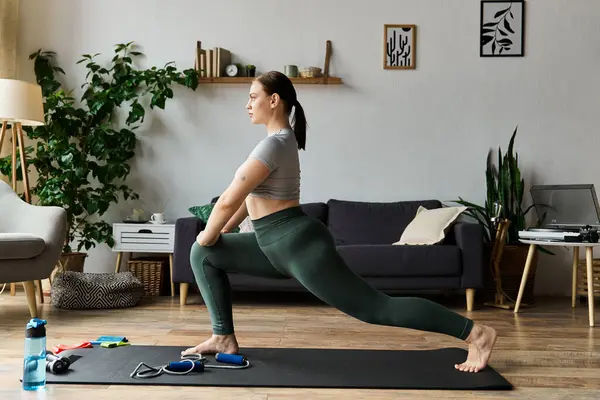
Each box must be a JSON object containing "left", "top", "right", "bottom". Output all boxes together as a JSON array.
[{"left": 266, "top": 116, "right": 291, "bottom": 135}]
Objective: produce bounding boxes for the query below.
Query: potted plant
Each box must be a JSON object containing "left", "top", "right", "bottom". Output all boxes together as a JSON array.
[
  {"left": 451, "top": 126, "right": 549, "bottom": 305},
  {"left": 246, "top": 64, "right": 256, "bottom": 77},
  {"left": 0, "top": 41, "right": 198, "bottom": 270}
]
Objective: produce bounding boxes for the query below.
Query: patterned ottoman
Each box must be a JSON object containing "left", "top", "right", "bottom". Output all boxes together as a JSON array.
[{"left": 51, "top": 271, "right": 144, "bottom": 309}]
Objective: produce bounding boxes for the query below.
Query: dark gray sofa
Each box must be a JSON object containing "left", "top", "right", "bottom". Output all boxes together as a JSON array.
[{"left": 173, "top": 199, "right": 484, "bottom": 310}]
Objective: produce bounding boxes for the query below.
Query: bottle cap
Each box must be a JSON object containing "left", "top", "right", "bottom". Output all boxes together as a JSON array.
[{"left": 25, "top": 318, "right": 47, "bottom": 338}]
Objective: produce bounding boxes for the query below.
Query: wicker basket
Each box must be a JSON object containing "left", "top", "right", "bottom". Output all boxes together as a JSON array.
[
  {"left": 127, "top": 257, "right": 165, "bottom": 296},
  {"left": 577, "top": 259, "right": 600, "bottom": 297}
]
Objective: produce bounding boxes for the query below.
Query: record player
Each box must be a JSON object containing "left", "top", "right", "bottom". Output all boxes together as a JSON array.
[{"left": 518, "top": 184, "right": 600, "bottom": 242}]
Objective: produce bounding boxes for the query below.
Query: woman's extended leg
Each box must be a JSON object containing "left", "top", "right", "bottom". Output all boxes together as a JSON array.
[
  {"left": 184, "top": 232, "right": 289, "bottom": 356},
  {"left": 257, "top": 212, "right": 497, "bottom": 373}
]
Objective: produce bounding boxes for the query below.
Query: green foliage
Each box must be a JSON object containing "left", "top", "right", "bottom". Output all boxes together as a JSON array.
[
  {"left": 452, "top": 126, "right": 537, "bottom": 244},
  {"left": 0, "top": 41, "right": 199, "bottom": 253}
]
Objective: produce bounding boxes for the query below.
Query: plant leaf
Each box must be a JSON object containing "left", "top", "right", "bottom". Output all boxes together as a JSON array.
[
  {"left": 494, "top": 6, "right": 510, "bottom": 19},
  {"left": 504, "top": 18, "right": 515, "bottom": 34},
  {"left": 482, "top": 35, "right": 494, "bottom": 46}
]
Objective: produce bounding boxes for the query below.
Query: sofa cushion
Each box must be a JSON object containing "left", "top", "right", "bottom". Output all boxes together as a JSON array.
[
  {"left": 188, "top": 203, "right": 241, "bottom": 233},
  {"left": 326, "top": 199, "right": 442, "bottom": 245},
  {"left": 395, "top": 205, "right": 467, "bottom": 245},
  {"left": 188, "top": 203, "right": 214, "bottom": 223},
  {"left": 337, "top": 244, "right": 461, "bottom": 277},
  {"left": 0, "top": 233, "right": 45, "bottom": 260},
  {"left": 301, "top": 202, "right": 328, "bottom": 224}
]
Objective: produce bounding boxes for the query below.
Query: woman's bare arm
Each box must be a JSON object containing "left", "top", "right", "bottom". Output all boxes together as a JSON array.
[
  {"left": 201, "top": 158, "right": 270, "bottom": 241},
  {"left": 222, "top": 199, "right": 249, "bottom": 232}
]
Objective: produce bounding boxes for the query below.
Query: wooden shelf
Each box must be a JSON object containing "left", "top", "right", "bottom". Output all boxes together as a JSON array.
[
  {"left": 194, "top": 40, "right": 342, "bottom": 86},
  {"left": 199, "top": 76, "right": 342, "bottom": 85}
]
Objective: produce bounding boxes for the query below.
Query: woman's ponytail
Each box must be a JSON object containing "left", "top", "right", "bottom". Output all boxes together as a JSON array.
[{"left": 292, "top": 101, "right": 307, "bottom": 150}]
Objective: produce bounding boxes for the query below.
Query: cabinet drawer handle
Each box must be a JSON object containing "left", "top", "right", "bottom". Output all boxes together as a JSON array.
[{"left": 138, "top": 229, "right": 153, "bottom": 234}]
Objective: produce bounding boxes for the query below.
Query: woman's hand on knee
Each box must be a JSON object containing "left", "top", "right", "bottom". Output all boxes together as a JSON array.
[{"left": 197, "top": 230, "right": 219, "bottom": 246}]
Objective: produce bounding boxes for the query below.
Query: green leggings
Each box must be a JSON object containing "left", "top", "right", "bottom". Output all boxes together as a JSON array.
[{"left": 190, "top": 206, "right": 474, "bottom": 340}]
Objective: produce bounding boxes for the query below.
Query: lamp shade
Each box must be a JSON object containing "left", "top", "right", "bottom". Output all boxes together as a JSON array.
[{"left": 0, "top": 78, "right": 45, "bottom": 126}]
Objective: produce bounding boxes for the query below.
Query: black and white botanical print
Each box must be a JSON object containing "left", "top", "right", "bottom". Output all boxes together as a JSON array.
[
  {"left": 480, "top": 1, "right": 524, "bottom": 56},
  {"left": 385, "top": 25, "right": 416, "bottom": 69}
]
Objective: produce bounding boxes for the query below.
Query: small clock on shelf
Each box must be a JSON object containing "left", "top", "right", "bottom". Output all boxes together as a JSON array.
[{"left": 225, "top": 64, "right": 239, "bottom": 77}]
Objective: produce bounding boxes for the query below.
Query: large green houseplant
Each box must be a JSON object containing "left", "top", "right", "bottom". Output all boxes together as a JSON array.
[
  {"left": 453, "top": 126, "right": 537, "bottom": 243},
  {"left": 452, "top": 126, "right": 547, "bottom": 304},
  {"left": 0, "top": 42, "right": 198, "bottom": 266}
]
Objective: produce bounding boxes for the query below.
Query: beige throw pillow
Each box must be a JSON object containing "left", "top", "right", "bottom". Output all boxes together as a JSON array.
[
  {"left": 394, "top": 206, "right": 467, "bottom": 245},
  {"left": 239, "top": 216, "right": 255, "bottom": 233}
]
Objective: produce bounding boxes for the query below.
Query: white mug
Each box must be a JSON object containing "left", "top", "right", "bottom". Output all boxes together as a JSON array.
[{"left": 151, "top": 213, "right": 166, "bottom": 224}]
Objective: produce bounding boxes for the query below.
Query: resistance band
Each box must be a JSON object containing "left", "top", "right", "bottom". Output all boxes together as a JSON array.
[{"left": 130, "top": 353, "right": 250, "bottom": 379}]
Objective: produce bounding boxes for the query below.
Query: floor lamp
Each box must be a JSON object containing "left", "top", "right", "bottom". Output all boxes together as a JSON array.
[{"left": 0, "top": 78, "right": 45, "bottom": 301}]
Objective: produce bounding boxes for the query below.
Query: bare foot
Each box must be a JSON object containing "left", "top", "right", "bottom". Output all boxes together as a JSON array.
[
  {"left": 181, "top": 334, "right": 240, "bottom": 357},
  {"left": 455, "top": 323, "right": 497, "bottom": 373}
]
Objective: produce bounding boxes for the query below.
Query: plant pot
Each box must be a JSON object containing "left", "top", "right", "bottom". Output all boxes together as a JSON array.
[
  {"left": 482, "top": 243, "right": 538, "bottom": 305},
  {"left": 51, "top": 252, "right": 87, "bottom": 281},
  {"left": 59, "top": 252, "right": 87, "bottom": 272},
  {"left": 45, "top": 252, "right": 88, "bottom": 296},
  {"left": 246, "top": 67, "right": 256, "bottom": 77}
]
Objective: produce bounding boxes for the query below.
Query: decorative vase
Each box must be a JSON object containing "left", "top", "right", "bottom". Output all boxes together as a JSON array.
[{"left": 482, "top": 243, "right": 538, "bottom": 306}]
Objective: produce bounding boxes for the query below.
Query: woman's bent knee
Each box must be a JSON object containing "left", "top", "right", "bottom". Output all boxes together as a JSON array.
[{"left": 190, "top": 242, "right": 212, "bottom": 270}]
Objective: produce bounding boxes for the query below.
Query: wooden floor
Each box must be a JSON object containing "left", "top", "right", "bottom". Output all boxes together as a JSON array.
[{"left": 1, "top": 288, "right": 599, "bottom": 400}]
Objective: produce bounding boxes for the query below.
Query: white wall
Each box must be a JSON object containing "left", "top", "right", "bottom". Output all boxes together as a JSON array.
[{"left": 15, "top": 0, "right": 600, "bottom": 296}]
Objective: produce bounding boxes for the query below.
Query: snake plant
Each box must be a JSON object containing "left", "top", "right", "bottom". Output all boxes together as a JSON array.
[{"left": 452, "top": 126, "right": 538, "bottom": 244}]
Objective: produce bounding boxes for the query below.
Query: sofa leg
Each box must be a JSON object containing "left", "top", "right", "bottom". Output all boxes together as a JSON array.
[
  {"left": 466, "top": 288, "right": 475, "bottom": 311},
  {"left": 180, "top": 283, "right": 189, "bottom": 306},
  {"left": 22, "top": 281, "right": 38, "bottom": 318}
]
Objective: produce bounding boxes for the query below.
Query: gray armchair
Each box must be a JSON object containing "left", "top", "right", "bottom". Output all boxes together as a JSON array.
[{"left": 0, "top": 179, "right": 67, "bottom": 317}]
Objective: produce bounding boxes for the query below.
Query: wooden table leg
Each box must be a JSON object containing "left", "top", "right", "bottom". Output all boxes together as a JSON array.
[
  {"left": 514, "top": 243, "right": 537, "bottom": 313},
  {"left": 169, "top": 253, "right": 175, "bottom": 297},
  {"left": 586, "top": 246, "right": 595, "bottom": 327},
  {"left": 115, "top": 252, "right": 122, "bottom": 273},
  {"left": 572, "top": 246, "right": 579, "bottom": 308}
]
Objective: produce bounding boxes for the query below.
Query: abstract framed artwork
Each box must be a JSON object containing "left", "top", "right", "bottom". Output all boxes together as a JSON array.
[
  {"left": 480, "top": 1, "right": 525, "bottom": 57},
  {"left": 384, "top": 24, "right": 416, "bottom": 69}
]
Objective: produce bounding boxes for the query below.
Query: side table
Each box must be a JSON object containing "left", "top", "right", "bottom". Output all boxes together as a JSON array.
[
  {"left": 516, "top": 239, "right": 599, "bottom": 327},
  {"left": 112, "top": 222, "right": 176, "bottom": 297}
]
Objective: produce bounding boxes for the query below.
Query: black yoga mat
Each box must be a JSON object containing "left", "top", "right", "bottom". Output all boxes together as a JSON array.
[{"left": 45, "top": 345, "right": 512, "bottom": 390}]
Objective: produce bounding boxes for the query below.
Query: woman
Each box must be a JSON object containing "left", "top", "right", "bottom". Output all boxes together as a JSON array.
[{"left": 183, "top": 71, "right": 497, "bottom": 373}]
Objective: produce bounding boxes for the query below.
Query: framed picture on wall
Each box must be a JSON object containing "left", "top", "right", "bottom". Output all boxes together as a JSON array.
[
  {"left": 384, "top": 24, "right": 416, "bottom": 69},
  {"left": 480, "top": 0, "right": 525, "bottom": 57}
]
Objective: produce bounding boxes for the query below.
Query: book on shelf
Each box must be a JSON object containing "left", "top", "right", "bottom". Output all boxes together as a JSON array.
[{"left": 195, "top": 41, "right": 232, "bottom": 78}]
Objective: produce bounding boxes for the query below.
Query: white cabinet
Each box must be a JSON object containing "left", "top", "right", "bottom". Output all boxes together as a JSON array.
[
  {"left": 112, "top": 222, "right": 176, "bottom": 297},
  {"left": 112, "top": 223, "right": 175, "bottom": 253}
]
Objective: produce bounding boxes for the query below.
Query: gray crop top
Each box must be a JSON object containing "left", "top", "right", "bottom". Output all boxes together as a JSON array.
[{"left": 248, "top": 128, "right": 300, "bottom": 200}]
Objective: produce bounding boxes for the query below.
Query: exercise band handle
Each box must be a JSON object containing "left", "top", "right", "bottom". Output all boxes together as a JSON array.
[
  {"left": 167, "top": 360, "right": 204, "bottom": 372},
  {"left": 216, "top": 353, "right": 246, "bottom": 365}
]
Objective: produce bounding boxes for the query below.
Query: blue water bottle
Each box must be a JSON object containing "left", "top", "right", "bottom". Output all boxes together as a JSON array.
[{"left": 22, "top": 318, "right": 47, "bottom": 391}]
